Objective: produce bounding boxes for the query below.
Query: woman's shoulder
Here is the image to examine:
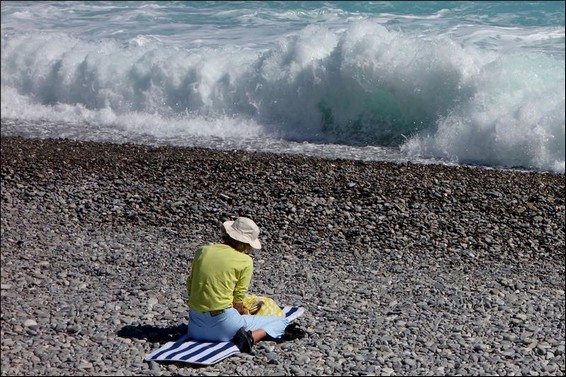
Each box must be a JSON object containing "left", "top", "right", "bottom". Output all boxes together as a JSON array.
[
  {"left": 201, "top": 243, "right": 252, "bottom": 263},
  {"left": 199, "top": 242, "right": 224, "bottom": 250}
]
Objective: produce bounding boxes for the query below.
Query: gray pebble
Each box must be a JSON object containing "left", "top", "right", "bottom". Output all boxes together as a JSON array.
[{"left": 1, "top": 137, "right": 564, "bottom": 376}]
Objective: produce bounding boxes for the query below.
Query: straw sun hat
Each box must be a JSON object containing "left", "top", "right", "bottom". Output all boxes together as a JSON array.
[{"left": 222, "top": 217, "right": 261, "bottom": 250}]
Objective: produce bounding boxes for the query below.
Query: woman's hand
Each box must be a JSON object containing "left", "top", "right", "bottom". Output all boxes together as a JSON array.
[
  {"left": 248, "top": 300, "right": 264, "bottom": 315},
  {"left": 233, "top": 301, "right": 247, "bottom": 315}
]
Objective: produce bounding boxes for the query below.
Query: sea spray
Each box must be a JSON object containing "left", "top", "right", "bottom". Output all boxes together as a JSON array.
[{"left": 1, "top": 1, "right": 564, "bottom": 172}]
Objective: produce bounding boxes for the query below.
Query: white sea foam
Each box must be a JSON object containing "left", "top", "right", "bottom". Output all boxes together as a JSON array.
[{"left": 1, "top": 1, "right": 564, "bottom": 172}]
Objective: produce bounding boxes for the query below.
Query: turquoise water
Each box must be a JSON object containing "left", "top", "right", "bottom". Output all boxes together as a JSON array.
[{"left": 1, "top": 1, "right": 564, "bottom": 172}]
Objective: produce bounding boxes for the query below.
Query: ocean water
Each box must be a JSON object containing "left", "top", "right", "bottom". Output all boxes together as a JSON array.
[{"left": 1, "top": 1, "right": 564, "bottom": 173}]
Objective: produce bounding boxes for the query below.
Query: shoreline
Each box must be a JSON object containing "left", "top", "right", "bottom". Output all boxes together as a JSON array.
[
  {"left": 2, "top": 131, "right": 564, "bottom": 176},
  {"left": 1, "top": 136, "right": 564, "bottom": 376}
]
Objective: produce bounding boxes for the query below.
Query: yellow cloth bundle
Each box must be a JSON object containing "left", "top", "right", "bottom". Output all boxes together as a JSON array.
[{"left": 242, "top": 294, "right": 285, "bottom": 317}]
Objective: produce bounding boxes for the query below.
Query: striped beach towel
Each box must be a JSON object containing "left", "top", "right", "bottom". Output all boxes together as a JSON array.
[{"left": 145, "top": 306, "right": 304, "bottom": 365}]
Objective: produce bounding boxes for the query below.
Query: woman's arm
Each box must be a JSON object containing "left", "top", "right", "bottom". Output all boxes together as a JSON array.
[
  {"left": 186, "top": 271, "right": 193, "bottom": 296},
  {"left": 233, "top": 262, "right": 253, "bottom": 314}
]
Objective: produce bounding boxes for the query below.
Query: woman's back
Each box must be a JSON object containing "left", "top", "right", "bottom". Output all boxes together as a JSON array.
[{"left": 187, "top": 243, "right": 253, "bottom": 312}]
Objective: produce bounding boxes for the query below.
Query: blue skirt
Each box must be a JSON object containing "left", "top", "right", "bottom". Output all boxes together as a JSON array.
[{"left": 187, "top": 307, "right": 288, "bottom": 342}]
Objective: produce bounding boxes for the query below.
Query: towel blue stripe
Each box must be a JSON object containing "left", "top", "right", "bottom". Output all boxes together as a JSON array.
[
  {"left": 283, "top": 306, "right": 298, "bottom": 317},
  {"left": 169, "top": 341, "right": 214, "bottom": 359},
  {"left": 150, "top": 335, "right": 190, "bottom": 359},
  {"left": 174, "top": 342, "right": 218, "bottom": 360},
  {"left": 194, "top": 342, "right": 236, "bottom": 363}
]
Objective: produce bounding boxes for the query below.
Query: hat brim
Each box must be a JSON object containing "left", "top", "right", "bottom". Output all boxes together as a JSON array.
[{"left": 223, "top": 220, "right": 262, "bottom": 250}]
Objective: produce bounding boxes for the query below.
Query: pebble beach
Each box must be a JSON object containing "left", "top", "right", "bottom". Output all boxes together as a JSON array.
[{"left": 1, "top": 136, "right": 564, "bottom": 376}]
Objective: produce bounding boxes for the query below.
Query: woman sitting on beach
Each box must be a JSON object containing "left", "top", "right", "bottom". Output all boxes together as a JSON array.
[{"left": 186, "top": 216, "right": 305, "bottom": 352}]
